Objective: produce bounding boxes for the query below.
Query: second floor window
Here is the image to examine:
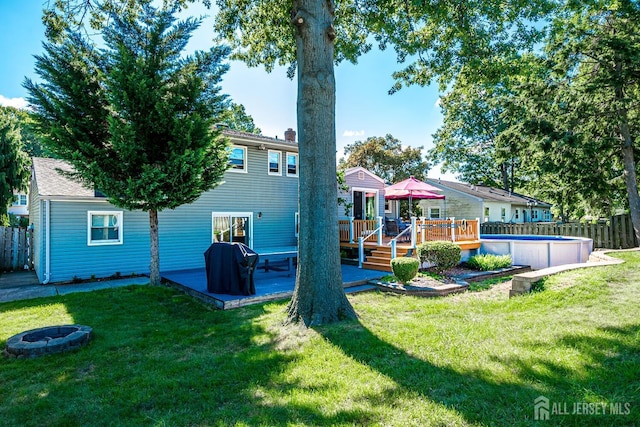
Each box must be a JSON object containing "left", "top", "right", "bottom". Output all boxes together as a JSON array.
[
  {"left": 286, "top": 152, "right": 298, "bottom": 177},
  {"left": 268, "top": 150, "right": 281, "bottom": 175},
  {"left": 229, "top": 146, "right": 247, "bottom": 172}
]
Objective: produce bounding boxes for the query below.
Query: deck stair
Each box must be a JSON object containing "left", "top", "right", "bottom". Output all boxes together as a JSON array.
[{"left": 362, "top": 245, "right": 416, "bottom": 272}]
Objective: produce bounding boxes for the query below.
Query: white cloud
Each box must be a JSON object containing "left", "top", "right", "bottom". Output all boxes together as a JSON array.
[
  {"left": 434, "top": 97, "right": 442, "bottom": 108},
  {"left": 342, "top": 129, "right": 365, "bottom": 137},
  {"left": 0, "top": 95, "right": 28, "bottom": 109}
]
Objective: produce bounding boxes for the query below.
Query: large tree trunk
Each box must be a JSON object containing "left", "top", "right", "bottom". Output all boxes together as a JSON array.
[
  {"left": 286, "top": 0, "right": 357, "bottom": 326},
  {"left": 149, "top": 209, "right": 161, "bottom": 285},
  {"left": 614, "top": 73, "right": 640, "bottom": 245},
  {"left": 500, "top": 162, "right": 509, "bottom": 191},
  {"left": 618, "top": 121, "right": 640, "bottom": 245}
]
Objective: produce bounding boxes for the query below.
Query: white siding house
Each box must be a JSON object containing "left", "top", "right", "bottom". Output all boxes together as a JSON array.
[{"left": 419, "top": 180, "right": 552, "bottom": 223}]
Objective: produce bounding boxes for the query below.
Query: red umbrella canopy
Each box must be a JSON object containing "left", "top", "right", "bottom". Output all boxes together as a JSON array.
[{"left": 384, "top": 176, "right": 445, "bottom": 200}]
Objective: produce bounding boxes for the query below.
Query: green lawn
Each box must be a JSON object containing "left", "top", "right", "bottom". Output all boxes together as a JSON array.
[{"left": 1, "top": 252, "right": 639, "bottom": 426}]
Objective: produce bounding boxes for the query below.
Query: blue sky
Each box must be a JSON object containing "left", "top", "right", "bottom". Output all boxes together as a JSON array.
[{"left": 0, "top": 2, "right": 452, "bottom": 179}]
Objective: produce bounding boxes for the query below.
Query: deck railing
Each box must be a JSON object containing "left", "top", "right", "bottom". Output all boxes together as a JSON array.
[
  {"left": 339, "top": 217, "right": 481, "bottom": 247},
  {"left": 414, "top": 218, "right": 480, "bottom": 244},
  {"left": 339, "top": 218, "right": 383, "bottom": 243}
]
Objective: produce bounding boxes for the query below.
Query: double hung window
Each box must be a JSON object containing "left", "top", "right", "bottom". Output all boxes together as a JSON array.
[{"left": 88, "top": 211, "right": 123, "bottom": 245}]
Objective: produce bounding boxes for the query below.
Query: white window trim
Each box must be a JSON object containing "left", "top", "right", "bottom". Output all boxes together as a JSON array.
[
  {"left": 429, "top": 207, "right": 441, "bottom": 219},
  {"left": 229, "top": 145, "right": 248, "bottom": 173},
  {"left": 211, "top": 212, "right": 253, "bottom": 248},
  {"left": 13, "top": 194, "right": 28, "bottom": 206},
  {"left": 352, "top": 187, "right": 379, "bottom": 219},
  {"left": 286, "top": 152, "right": 298, "bottom": 177},
  {"left": 268, "top": 150, "right": 282, "bottom": 176},
  {"left": 87, "top": 211, "right": 123, "bottom": 246}
]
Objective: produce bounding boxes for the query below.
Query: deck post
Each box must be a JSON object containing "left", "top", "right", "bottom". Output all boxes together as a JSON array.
[
  {"left": 411, "top": 217, "right": 417, "bottom": 247},
  {"left": 377, "top": 216, "right": 383, "bottom": 246},
  {"left": 349, "top": 217, "right": 355, "bottom": 243},
  {"left": 476, "top": 218, "right": 481, "bottom": 240},
  {"left": 391, "top": 239, "right": 397, "bottom": 260},
  {"left": 451, "top": 217, "right": 456, "bottom": 242},
  {"left": 358, "top": 236, "right": 364, "bottom": 268},
  {"left": 419, "top": 217, "right": 426, "bottom": 244}
]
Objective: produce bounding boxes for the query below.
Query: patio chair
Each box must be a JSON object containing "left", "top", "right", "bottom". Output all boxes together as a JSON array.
[{"left": 385, "top": 219, "right": 400, "bottom": 238}]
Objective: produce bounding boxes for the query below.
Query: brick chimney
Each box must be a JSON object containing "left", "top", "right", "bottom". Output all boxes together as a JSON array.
[{"left": 284, "top": 128, "right": 296, "bottom": 142}]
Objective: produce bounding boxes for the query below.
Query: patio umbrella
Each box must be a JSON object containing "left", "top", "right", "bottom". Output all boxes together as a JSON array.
[{"left": 384, "top": 176, "right": 445, "bottom": 217}]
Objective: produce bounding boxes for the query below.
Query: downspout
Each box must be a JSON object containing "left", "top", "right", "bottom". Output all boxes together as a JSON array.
[{"left": 42, "top": 199, "right": 51, "bottom": 284}]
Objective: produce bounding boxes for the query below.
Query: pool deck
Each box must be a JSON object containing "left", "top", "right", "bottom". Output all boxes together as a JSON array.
[{"left": 161, "top": 264, "right": 385, "bottom": 310}]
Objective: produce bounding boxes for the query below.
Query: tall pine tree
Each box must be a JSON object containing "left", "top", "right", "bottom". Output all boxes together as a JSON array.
[{"left": 26, "top": 3, "right": 231, "bottom": 285}]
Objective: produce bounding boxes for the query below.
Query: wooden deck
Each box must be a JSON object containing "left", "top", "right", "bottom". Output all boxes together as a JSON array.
[
  {"left": 339, "top": 218, "right": 482, "bottom": 272},
  {"left": 161, "top": 264, "right": 384, "bottom": 310}
]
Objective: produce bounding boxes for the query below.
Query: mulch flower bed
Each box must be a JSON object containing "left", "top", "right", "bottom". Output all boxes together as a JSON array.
[{"left": 375, "top": 264, "right": 531, "bottom": 297}]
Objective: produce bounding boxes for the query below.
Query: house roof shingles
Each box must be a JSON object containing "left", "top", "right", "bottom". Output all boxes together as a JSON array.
[
  {"left": 427, "top": 179, "right": 551, "bottom": 207},
  {"left": 32, "top": 157, "right": 94, "bottom": 198},
  {"left": 32, "top": 129, "right": 298, "bottom": 199}
]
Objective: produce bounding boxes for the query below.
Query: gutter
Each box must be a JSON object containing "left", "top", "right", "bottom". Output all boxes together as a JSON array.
[{"left": 42, "top": 199, "right": 51, "bottom": 284}]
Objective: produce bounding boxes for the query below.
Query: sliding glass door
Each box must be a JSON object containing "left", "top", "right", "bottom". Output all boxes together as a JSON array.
[{"left": 212, "top": 212, "right": 253, "bottom": 247}]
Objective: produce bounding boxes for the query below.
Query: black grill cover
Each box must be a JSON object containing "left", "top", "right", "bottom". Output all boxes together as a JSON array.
[{"left": 204, "top": 242, "right": 259, "bottom": 295}]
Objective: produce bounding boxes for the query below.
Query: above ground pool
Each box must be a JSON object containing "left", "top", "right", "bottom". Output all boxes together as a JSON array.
[{"left": 480, "top": 234, "right": 594, "bottom": 270}]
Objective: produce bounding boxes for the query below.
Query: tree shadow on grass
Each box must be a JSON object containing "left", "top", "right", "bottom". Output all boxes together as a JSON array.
[
  {"left": 317, "top": 320, "right": 640, "bottom": 426},
  {"left": 2, "top": 287, "right": 639, "bottom": 426},
  {"left": 0, "top": 287, "right": 378, "bottom": 426}
]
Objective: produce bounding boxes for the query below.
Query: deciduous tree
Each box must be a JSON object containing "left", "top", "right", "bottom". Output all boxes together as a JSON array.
[
  {"left": 429, "top": 74, "right": 525, "bottom": 191},
  {"left": 213, "top": 0, "right": 552, "bottom": 325},
  {"left": 518, "top": 0, "right": 640, "bottom": 231},
  {"left": 339, "top": 134, "right": 429, "bottom": 183},
  {"left": 0, "top": 108, "right": 30, "bottom": 225},
  {"left": 223, "top": 102, "right": 261, "bottom": 134}
]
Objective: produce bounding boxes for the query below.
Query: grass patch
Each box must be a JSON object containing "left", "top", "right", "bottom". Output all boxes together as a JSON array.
[
  {"left": 467, "top": 275, "right": 512, "bottom": 292},
  {"left": 1, "top": 252, "right": 640, "bottom": 426}
]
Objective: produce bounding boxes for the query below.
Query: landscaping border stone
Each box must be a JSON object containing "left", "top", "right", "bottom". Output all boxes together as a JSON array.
[{"left": 509, "top": 249, "right": 637, "bottom": 297}]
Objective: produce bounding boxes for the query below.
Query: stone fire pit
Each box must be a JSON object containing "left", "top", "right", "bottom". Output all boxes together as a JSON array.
[{"left": 4, "top": 325, "right": 93, "bottom": 358}]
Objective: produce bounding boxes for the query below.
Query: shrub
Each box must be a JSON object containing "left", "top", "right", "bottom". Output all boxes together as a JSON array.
[
  {"left": 416, "top": 241, "right": 461, "bottom": 274},
  {"left": 467, "top": 254, "right": 512, "bottom": 271},
  {"left": 390, "top": 257, "right": 419, "bottom": 284}
]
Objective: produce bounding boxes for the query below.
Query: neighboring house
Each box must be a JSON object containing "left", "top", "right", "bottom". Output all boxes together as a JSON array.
[
  {"left": 9, "top": 192, "right": 29, "bottom": 219},
  {"left": 338, "top": 167, "right": 387, "bottom": 220},
  {"left": 419, "top": 179, "right": 552, "bottom": 223},
  {"left": 29, "top": 129, "right": 300, "bottom": 284}
]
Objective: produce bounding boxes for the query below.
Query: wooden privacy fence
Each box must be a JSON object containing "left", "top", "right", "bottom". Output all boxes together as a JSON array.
[
  {"left": 0, "top": 226, "right": 33, "bottom": 271},
  {"left": 480, "top": 214, "right": 639, "bottom": 249}
]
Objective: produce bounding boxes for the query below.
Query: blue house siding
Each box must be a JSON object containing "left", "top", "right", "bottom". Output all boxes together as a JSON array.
[
  {"left": 30, "top": 131, "right": 300, "bottom": 283},
  {"left": 48, "top": 201, "right": 150, "bottom": 282}
]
